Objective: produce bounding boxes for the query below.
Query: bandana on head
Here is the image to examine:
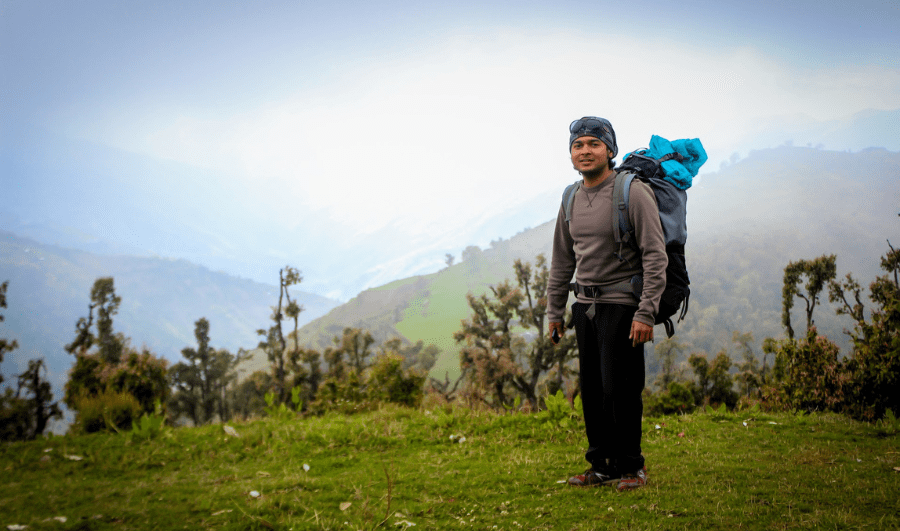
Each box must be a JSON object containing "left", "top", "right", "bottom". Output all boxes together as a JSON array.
[{"left": 569, "top": 116, "right": 618, "bottom": 158}]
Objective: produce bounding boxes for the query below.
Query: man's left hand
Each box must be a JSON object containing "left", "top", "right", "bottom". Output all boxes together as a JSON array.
[{"left": 629, "top": 320, "right": 654, "bottom": 347}]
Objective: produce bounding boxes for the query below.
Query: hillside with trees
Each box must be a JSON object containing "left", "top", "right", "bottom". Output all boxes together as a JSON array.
[
  {"left": 285, "top": 146, "right": 900, "bottom": 386},
  {"left": 0, "top": 232, "right": 340, "bottom": 411},
  {"left": 2, "top": 145, "right": 897, "bottom": 434}
]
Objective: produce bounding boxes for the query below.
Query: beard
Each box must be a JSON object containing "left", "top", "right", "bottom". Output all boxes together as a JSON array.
[{"left": 575, "top": 158, "right": 610, "bottom": 179}]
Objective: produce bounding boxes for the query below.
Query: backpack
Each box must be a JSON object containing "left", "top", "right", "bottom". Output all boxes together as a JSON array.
[{"left": 562, "top": 136, "right": 706, "bottom": 338}]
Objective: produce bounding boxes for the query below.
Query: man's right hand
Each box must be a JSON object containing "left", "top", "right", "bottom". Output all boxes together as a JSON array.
[{"left": 549, "top": 322, "right": 565, "bottom": 345}]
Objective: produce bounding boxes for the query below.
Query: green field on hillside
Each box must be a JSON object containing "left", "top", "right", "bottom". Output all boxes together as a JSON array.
[
  {"left": 2, "top": 405, "right": 898, "bottom": 530},
  {"left": 394, "top": 273, "right": 475, "bottom": 379}
]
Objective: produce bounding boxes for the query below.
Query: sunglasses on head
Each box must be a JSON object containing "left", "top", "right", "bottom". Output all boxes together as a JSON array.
[{"left": 569, "top": 117, "right": 610, "bottom": 135}]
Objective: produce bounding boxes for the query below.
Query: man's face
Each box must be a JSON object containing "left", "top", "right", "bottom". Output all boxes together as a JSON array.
[{"left": 570, "top": 136, "right": 610, "bottom": 175}]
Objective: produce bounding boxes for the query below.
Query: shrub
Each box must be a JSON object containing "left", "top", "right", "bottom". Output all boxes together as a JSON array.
[
  {"left": 644, "top": 381, "right": 696, "bottom": 416},
  {"left": 130, "top": 400, "right": 167, "bottom": 441},
  {"left": 841, "top": 292, "right": 900, "bottom": 421},
  {"left": 687, "top": 351, "right": 739, "bottom": 409},
  {"left": 539, "top": 390, "right": 583, "bottom": 429},
  {"left": 311, "top": 372, "right": 374, "bottom": 415},
  {"left": 231, "top": 370, "right": 271, "bottom": 420},
  {"left": 0, "top": 389, "right": 32, "bottom": 441},
  {"left": 367, "top": 353, "right": 426, "bottom": 408},
  {"left": 66, "top": 348, "right": 169, "bottom": 428},
  {"left": 72, "top": 390, "right": 143, "bottom": 434},
  {"left": 109, "top": 348, "right": 170, "bottom": 413},
  {"left": 64, "top": 353, "right": 105, "bottom": 410},
  {"left": 770, "top": 328, "right": 848, "bottom": 413}
]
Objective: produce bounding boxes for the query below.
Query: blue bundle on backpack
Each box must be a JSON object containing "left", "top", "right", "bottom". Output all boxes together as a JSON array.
[{"left": 622, "top": 135, "right": 708, "bottom": 190}]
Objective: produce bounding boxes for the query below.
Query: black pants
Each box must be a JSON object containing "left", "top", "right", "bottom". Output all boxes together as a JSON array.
[{"left": 572, "top": 302, "right": 646, "bottom": 474}]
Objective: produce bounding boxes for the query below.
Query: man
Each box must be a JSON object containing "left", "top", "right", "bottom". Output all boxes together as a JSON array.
[{"left": 547, "top": 117, "right": 667, "bottom": 491}]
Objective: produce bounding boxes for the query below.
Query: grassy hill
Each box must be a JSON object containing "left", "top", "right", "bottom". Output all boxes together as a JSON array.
[
  {"left": 2, "top": 406, "right": 898, "bottom": 529},
  {"left": 282, "top": 221, "right": 557, "bottom": 380},
  {"left": 286, "top": 146, "right": 900, "bottom": 382}
]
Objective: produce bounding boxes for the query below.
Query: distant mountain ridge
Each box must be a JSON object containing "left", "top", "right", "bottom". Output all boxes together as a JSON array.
[{"left": 0, "top": 231, "right": 340, "bottom": 399}]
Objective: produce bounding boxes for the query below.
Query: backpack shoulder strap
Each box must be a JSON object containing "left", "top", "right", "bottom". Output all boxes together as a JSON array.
[
  {"left": 612, "top": 172, "right": 636, "bottom": 246},
  {"left": 562, "top": 180, "right": 581, "bottom": 225}
]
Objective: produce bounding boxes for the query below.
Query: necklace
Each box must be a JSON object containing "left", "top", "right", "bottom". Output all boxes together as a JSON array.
[{"left": 582, "top": 186, "right": 600, "bottom": 208}]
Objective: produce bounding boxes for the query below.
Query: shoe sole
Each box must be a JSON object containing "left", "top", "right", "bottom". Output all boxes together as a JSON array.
[
  {"left": 616, "top": 477, "right": 648, "bottom": 492},
  {"left": 567, "top": 477, "right": 620, "bottom": 487}
]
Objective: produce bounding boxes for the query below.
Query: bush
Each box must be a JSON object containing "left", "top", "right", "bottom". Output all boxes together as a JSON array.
[
  {"left": 231, "top": 370, "right": 271, "bottom": 420},
  {"left": 72, "top": 390, "right": 143, "bottom": 434},
  {"left": 833, "top": 265, "right": 900, "bottom": 421},
  {"left": 65, "top": 353, "right": 105, "bottom": 410},
  {"left": 367, "top": 353, "right": 426, "bottom": 408},
  {"left": 0, "top": 359, "right": 63, "bottom": 441},
  {"left": 66, "top": 348, "right": 169, "bottom": 429},
  {"left": 770, "top": 328, "right": 848, "bottom": 413},
  {"left": 0, "top": 389, "right": 32, "bottom": 441},
  {"left": 311, "top": 372, "right": 374, "bottom": 415},
  {"left": 109, "top": 348, "right": 169, "bottom": 413},
  {"left": 842, "top": 296, "right": 900, "bottom": 421},
  {"left": 687, "top": 351, "right": 739, "bottom": 409},
  {"left": 130, "top": 400, "right": 167, "bottom": 441},
  {"left": 644, "top": 381, "right": 696, "bottom": 416}
]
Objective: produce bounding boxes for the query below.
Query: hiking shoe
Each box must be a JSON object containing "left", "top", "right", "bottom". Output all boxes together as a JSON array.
[
  {"left": 616, "top": 466, "right": 648, "bottom": 492},
  {"left": 567, "top": 468, "right": 620, "bottom": 487}
]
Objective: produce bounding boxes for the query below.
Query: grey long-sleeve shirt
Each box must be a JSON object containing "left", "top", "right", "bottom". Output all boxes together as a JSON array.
[{"left": 546, "top": 175, "right": 667, "bottom": 327}]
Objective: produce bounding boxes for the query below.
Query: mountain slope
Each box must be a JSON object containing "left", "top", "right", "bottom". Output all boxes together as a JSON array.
[
  {"left": 0, "top": 232, "right": 340, "bottom": 396},
  {"left": 289, "top": 146, "right": 900, "bottom": 380}
]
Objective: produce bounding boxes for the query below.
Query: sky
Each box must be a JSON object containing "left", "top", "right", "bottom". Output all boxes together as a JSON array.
[{"left": 2, "top": 0, "right": 899, "bottom": 300}]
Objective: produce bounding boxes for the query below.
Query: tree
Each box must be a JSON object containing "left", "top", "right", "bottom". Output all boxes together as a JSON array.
[
  {"left": 688, "top": 351, "right": 738, "bottom": 408},
  {"left": 286, "top": 345, "right": 323, "bottom": 408},
  {"left": 339, "top": 327, "right": 374, "bottom": 376},
  {"left": 16, "top": 359, "right": 63, "bottom": 438},
  {"left": 64, "top": 277, "right": 168, "bottom": 432},
  {"left": 782, "top": 255, "right": 837, "bottom": 340},
  {"left": 379, "top": 337, "right": 439, "bottom": 373},
  {"left": 510, "top": 255, "right": 577, "bottom": 408},
  {"left": 828, "top": 241, "right": 900, "bottom": 420},
  {"left": 169, "top": 318, "right": 242, "bottom": 425},
  {"left": 65, "top": 277, "right": 126, "bottom": 364},
  {"left": 732, "top": 331, "right": 764, "bottom": 397},
  {"left": 427, "top": 371, "right": 463, "bottom": 403},
  {"left": 461, "top": 246, "right": 482, "bottom": 273},
  {"left": 313, "top": 327, "right": 376, "bottom": 410},
  {"left": 0, "top": 281, "right": 17, "bottom": 386},
  {"left": 65, "top": 278, "right": 128, "bottom": 408},
  {"left": 232, "top": 370, "right": 271, "bottom": 420},
  {"left": 454, "top": 256, "right": 577, "bottom": 410},
  {"left": 0, "top": 283, "right": 62, "bottom": 440},
  {"left": 761, "top": 253, "right": 853, "bottom": 414},
  {"left": 367, "top": 352, "right": 427, "bottom": 408},
  {"left": 653, "top": 338, "right": 687, "bottom": 391},
  {"left": 768, "top": 328, "right": 847, "bottom": 413},
  {"left": 257, "top": 266, "right": 303, "bottom": 404},
  {"left": 445, "top": 253, "right": 455, "bottom": 268},
  {"left": 454, "top": 279, "right": 524, "bottom": 408}
]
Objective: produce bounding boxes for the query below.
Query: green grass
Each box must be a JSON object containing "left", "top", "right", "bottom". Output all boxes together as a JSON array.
[
  {"left": 395, "top": 272, "right": 497, "bottom": 380},
  {"left": 2, "top": 406, "right": 898, "bottom": 530}
]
